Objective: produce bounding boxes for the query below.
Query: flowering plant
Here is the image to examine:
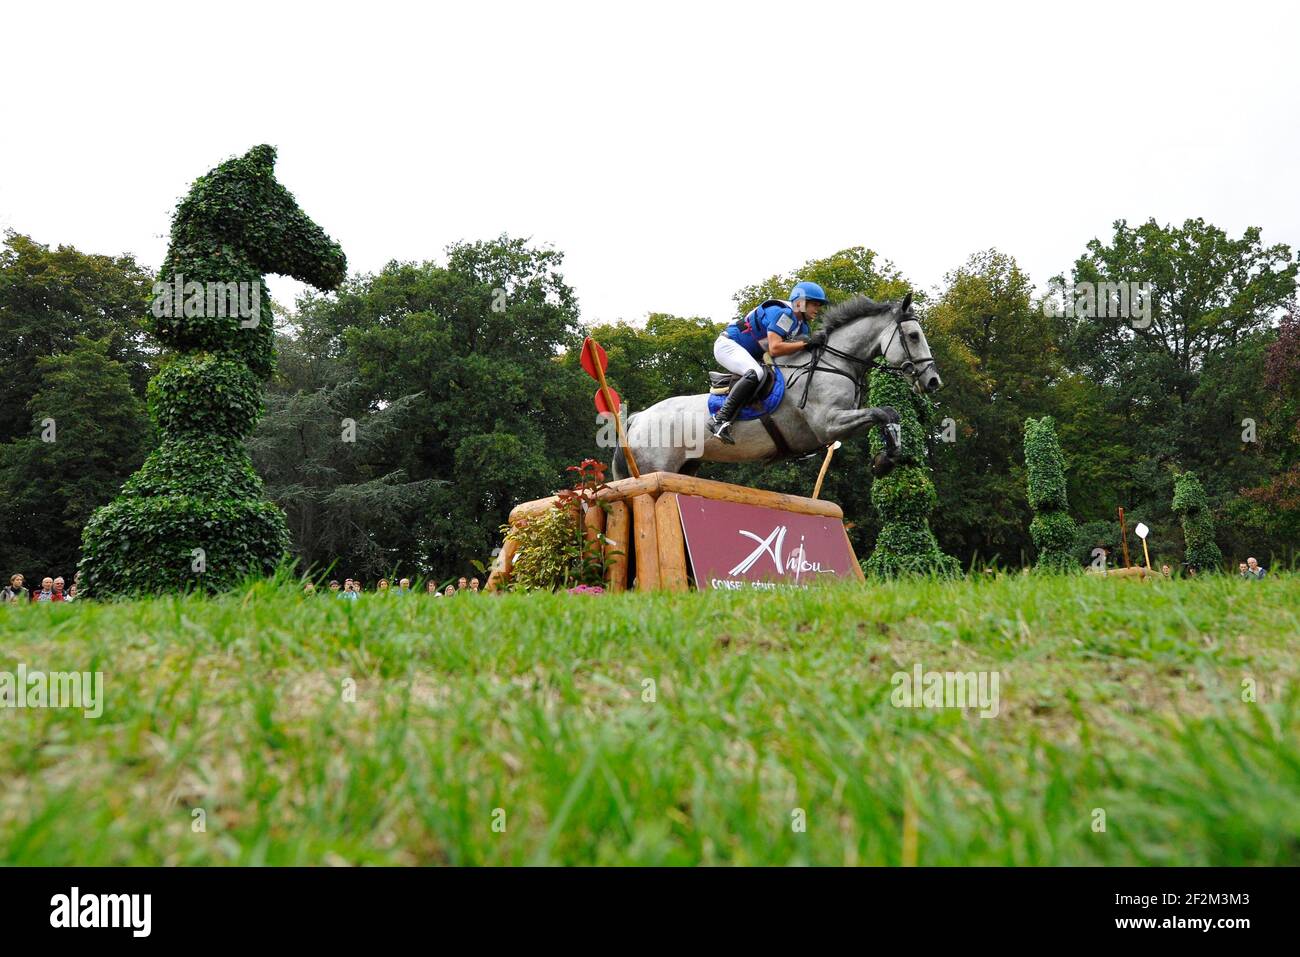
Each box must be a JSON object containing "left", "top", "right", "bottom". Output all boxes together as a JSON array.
[{"left": 502, "top": 459, "right": 615, "bottom": 591}]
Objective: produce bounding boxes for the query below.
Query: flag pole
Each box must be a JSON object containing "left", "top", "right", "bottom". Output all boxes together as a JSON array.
[{"left": 587, "top": 338, "right": 639, "bottom": 479}]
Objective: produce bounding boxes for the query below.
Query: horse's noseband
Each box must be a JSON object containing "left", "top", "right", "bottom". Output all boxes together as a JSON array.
[{"left": 879, "top": 315, "right": 936, "bottom": 381}]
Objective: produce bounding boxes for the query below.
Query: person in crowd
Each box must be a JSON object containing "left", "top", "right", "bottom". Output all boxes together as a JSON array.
[
  {"left": 397, "top": 578, "right": 411, "bottom": 594},
  {"left": 34, "top": 577, "right": 57, "bottom": 601},
  {"left": 303, "top": 581, "right": 316, "bottom": 594},
  {"left": 1160, "top": 564, "right": 1172, "bottom": 578},
  {"left": 377, "top": 578, "right": 389, "bottom": 592},
  {"left": 1246, "top": 557, "right": 1268, "bottom": 580},
  {"left": 469, "top": 578, "right": 481, "bottom": 594},
  {"left": 2, "top": 573, "right": 26, "bottom": 603},
  {"left": 1239, "top": 561, "right": 1250, "bottom": 578},
  {"left": 339, "top": 578, "right": 358, "bottom": 600},
  {"left": 457, "top": 576, "right": 469, "bottom": 592},
  {"left": 427, "top": 580, "right": 439, "bottom": 595},
  {"left": 443, "top": 584, "right": 455, "bottom": 597},
  {"left": 329, "top": 580, "right": 341, "bottom": 594},
  {"left": 51, "top": 577, "right": 67, "bottom": 601}
]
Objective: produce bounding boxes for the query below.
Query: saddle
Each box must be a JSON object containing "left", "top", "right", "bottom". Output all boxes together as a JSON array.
[
  {"left": 705, "top": 364, "right": 792, "bottom": 457},
  {"left": 707, "top": 369, "right": 777, "bottom": 401},
  {"left": 707, "top": 354, "right": 778, "bottom": 400}
]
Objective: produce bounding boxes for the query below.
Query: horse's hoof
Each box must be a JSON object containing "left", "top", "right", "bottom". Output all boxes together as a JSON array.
[
  {"left": 871, "top": 452, "right": 897, "bottom": 478},
  {"left": 880, "top": 406, "right": 901, "bottom": 425}
]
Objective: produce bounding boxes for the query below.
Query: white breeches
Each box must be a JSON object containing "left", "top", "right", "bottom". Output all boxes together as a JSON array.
[{"left": 714, "top": 336, "right": 765, "bottom": 380}]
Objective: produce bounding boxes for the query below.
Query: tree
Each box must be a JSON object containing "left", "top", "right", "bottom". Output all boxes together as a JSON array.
[
  {"left": 290, "top": 236, "right": 593, "bottom": 575},
  {"left": 1061, "top": 219, "right": 1295, "bottom": 394},
  {"left": 1059, "top": 219, "right": 1295, "bottom": 495},
  {"left": 925, "top": 250, "right": 1066, "bottom": 564},
  {"left": 1238, "top": 311, "right": 1300, "bottom": 557},
  {"left": 0, "top": 338, "right": 151, "bottom": 575},
  {"left": 0, "top": 232, "right": 154, "bottom": 444},
  {"left": 249, "top": 382, "right": 436, "bottom": 578}
]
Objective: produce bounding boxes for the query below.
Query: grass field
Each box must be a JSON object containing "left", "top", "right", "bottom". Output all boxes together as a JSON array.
[{"left": 1, "top": 573, "right": 1298, "bottom": 865}]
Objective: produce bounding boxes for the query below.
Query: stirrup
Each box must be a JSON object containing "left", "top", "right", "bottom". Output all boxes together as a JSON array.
[{"left": 708, "top": 417, "right": 735, "bottom": 444}]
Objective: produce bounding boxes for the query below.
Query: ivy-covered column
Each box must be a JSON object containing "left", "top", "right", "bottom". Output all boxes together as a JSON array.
[
  {"left": 864, "top": 362, "right": 959, "bottom": 577},
  {"left": 1172, "top": 471, "right": 1223, "bottom": 572},
  {"left": 79, "top": 146, "right": 346, "bottom": 596},
  {"left": 1023, "top": 416, "right": 1079, "bottom": 571}
]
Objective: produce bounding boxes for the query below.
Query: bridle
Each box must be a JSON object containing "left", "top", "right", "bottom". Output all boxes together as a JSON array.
[
  {"left": 784, "top": 308, "right": 934, "bottom": 409},
  {"left": 876, "top": 313, "right": 937, "bottom": 380}
]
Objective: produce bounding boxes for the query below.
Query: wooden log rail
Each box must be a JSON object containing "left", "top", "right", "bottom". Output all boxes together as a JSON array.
[{"left": 486, "top": 471, "right": 856, "bottom": 593}]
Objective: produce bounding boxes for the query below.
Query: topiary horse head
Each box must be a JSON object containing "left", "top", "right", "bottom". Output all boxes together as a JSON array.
[
  {"left": 79, "top": 145, "right": 346, "bottom": 597},
  {"left": 153, "top": 143, "right": 346, "bottom": 376}
]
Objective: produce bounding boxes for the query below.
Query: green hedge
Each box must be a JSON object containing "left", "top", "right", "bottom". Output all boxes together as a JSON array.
[
  {"left": 79, "top": 495, "right": 291, "bottom": 596},
  {"left": 1172, "top": 471, "right": 1223, "bottom": 571},
  {"left": 117, "top": 435, "right": 266, "bottom": 500},
  {"left": 147, "top": 353, "right": 263, "bottom": 438},
  {"left": 864, "top": 361, "right": 959, "bottom": 578},
  {"left": 1024, "top": 416, "right": 1078, "bottom": 571},
  {"left": 79, "top": 145, "right": 345, "bottom": 598}
]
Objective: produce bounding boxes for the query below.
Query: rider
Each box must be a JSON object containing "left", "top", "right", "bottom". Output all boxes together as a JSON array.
[{"left": 706, "top": 280, "right": 829, "bottom": 443}]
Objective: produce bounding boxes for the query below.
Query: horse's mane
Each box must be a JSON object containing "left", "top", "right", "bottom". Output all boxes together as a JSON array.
[{"left": 819, "top": 295, "right": 897, "bottom": 334}]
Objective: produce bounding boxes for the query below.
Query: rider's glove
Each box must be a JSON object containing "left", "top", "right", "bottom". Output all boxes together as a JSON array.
[{"left": 806, "top": 329, "right": 828, "bottom": 348}]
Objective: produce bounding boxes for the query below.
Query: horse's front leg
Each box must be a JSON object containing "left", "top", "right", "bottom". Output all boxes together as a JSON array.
[
  {"left": 819, "top": 405, "right": 902, "bottom": 476},
  {"left": 818, "top": 405, "right": 899, "bottom": 445}
]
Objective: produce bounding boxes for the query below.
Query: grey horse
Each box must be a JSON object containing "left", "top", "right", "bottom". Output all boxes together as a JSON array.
[{"left": 610, "top": 293, "right": 941, "bottom": 478}]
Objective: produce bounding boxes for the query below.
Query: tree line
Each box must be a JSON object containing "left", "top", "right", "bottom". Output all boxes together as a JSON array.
[{"left": 1, "top": 218, "right": 1296, "bottom": 580}]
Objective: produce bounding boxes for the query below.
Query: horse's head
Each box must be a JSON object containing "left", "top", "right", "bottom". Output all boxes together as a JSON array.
[
  {"left": 174, "top": 144, "right": 347, "bottom": 290},
  {"left": 877, "top": 293, "right": 942, "bottom": 393}
]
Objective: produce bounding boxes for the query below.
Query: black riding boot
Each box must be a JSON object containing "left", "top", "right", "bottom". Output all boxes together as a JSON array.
[{"left": 707, "top": 372, "right": 761, "bottom": 444}]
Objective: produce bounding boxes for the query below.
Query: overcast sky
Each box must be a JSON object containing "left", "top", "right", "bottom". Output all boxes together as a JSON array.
[{"left": 3, "top": 1, "right": 1298, "bottom": 325}]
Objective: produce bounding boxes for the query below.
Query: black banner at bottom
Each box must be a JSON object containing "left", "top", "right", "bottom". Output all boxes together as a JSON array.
[{"left": 0, "top": 866, "right": 1287, "bottom": 943}]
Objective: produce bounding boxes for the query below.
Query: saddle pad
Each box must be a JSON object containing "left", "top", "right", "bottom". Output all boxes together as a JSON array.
[{"left": 707, "top": 365, "right": 786, "bottom": 421}]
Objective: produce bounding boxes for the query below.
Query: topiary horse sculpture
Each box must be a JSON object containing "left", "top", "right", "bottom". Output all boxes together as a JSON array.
[
  {"left": 612, "top": 293, "right": 942, "bottom": 478},
  {"left": 79, "top": 145, "right": 346, "bottom": 596}
]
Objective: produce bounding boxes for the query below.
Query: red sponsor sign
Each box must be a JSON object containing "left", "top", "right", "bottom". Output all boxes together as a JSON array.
[{"left": 676, "top": 494, "right": 858, "bottom": 590}]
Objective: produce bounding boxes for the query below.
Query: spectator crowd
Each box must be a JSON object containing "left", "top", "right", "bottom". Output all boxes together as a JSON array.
[
  {"left": 1, "top": 557, "right": 1278, "bottom": 603},
  {"left": 2, "top": 572, "right": 78, "bottom": 602},
  {"left": 2, "top": 570, "right": 488, "bottom": 602},
  {"left": 310, "top": 575, "right": 485, "bottom": 598}
]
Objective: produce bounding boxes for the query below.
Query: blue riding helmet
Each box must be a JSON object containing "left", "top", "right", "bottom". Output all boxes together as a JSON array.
[{"left": 790, "top": 280, "right": 828, "bottom": 304}]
